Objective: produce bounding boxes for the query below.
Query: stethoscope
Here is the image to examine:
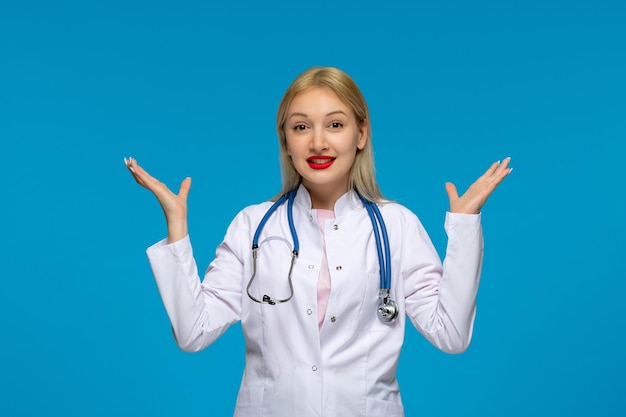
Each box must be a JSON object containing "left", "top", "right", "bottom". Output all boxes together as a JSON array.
[{"left": 246, "top": 188, "right": 399, "bottom": 323}]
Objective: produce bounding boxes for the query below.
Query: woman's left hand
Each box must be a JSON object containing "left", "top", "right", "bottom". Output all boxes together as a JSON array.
[{"left": 445, "top": 157, "right": 513, "bottom": 214}]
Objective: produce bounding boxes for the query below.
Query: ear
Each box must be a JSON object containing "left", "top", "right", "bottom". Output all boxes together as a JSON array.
[{"left": 356, "top": 119, "right": 368, "bottom": 150}]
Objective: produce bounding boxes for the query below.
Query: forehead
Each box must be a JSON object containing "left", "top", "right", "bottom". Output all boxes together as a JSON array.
[{"left": 288, "top": 87, "right": 351, "bottom": 115}]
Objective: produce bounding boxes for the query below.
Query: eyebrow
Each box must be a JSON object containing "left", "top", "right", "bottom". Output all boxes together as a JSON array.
[{"left": 288, "top": 110, "right": 348, "bottom": 119}]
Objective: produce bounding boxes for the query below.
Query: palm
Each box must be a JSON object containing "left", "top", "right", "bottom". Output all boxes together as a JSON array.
[
  {"left": 124, "top": 157, "right": 191, "bottom": 223},
  {"left": 446, "top": 157, "right": 512, "bottom": 214}
]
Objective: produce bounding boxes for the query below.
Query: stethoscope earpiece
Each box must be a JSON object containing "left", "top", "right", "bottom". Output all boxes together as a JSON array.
[{"left": 262, "top": 295, "right": 276, "bottom": 305}]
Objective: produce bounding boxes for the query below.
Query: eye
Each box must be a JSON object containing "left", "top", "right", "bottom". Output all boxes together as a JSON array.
[
  {"left": 329, "top": 121, "right": 343, "bottom": 129},
  {"left": 292, "top": 124, "right": 308, "bottom": 131}
]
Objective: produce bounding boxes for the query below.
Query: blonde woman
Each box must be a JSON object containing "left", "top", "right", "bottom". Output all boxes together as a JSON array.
[{"left": 125, "top": 66, "right": 511, "bottom": 417}]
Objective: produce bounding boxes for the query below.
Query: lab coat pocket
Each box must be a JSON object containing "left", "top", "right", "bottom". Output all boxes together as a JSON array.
[
  {"left": 366, "top": 397, "right": 404, "bottom": 417},
  {"left": 234, "top": 387, "right": 263, "bottom": 409}
]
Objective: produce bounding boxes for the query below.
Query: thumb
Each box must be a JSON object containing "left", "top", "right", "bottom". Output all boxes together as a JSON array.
[
  {"left": 178, "top": 177, "right": 192, "bottom": 201},
  {"left": 445, "top": 182, "right": 458, "bottom": 202}
]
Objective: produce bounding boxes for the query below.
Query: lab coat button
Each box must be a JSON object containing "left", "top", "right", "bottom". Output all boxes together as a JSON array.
[
  {"left": 312, "top": 365, "right": 318, "bottom": 372},
  {"left": 330, "top": 316, "right": 336, "bottom": 323},
  {"left": 335, "top": 266, "right": 342, "bottom": 270},
  {"left": 307, "top": 309, "right": 313, "bottom": 315},
  {"left": 333, "top": 224, "right": 339, "bottom": 230},
  {"left": 308, "top": 265, "right": 315, "bottom": 269}
]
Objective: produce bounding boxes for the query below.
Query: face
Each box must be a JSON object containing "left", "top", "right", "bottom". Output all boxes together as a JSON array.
[{"left": 285, "top": 87, "right": 367, "bottom": 205}]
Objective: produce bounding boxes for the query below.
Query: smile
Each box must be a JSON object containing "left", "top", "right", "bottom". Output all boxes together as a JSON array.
[{"left": 306, "top": 156, "right": 336, "bottom": 170}]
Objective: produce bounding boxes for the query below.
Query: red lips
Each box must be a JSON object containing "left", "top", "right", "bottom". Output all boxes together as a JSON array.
[{"left": 306, "top": 156, "right": 336, "bottom": 170}]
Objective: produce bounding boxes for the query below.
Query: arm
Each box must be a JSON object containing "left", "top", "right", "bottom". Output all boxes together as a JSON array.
[
  {"left": 402, "top": 211, "right": 482, "bottom": 353},
  {"left": 146, "top": 218, "right": 245, "bottom": 352},
  {"left": 403, "top": 158, "right": 511, "bottom": 352},
  {"left": 124, "top": 157, "right": 243, "bottom": 351}
]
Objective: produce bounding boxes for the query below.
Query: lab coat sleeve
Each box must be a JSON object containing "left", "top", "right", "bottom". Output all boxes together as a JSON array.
[
  {"left": 146, "top": 212, "right": 247, "bottom": 352},
  {"left": 403, "top": 210, "right": 483, "bottom": 354}
]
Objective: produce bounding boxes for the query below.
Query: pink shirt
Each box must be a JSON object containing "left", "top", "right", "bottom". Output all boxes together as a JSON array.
[{"left": 315, "top": 209, "right": 335, "bottom": 328}]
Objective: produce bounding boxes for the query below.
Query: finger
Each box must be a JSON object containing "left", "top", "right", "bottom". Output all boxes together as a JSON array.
[
  {"left": 178, "top": 177, "right": 192, "bottom": 201},
  {"left": 124, "top": 157, "right": 146, "bottom": 186},
  {"left": 445, "top": 182, "right": 459, "bottom": 202},
  {"left": 477, "top": 161, "right": 500, "bottom": 181},
  {"left": 486, "top": 160, "right": 513, "bottom": 191},
  {"left": 124, "top": 158, "right": 175, "bottom": 203},
  {"left": 124, "top": 156, "right": 141, "bottom": 176},
  {"left": 494, "top": 156, "right": 511, "bottom": 175},
  {"left": 480, "top": 157, "right": 513, "bottom": 184},
  {"left": 124, "top": 157, "right": 149, "bottom": 188},
  {"left": 494, "top": 157, "right": 513, "bottom": 180},
  {"left": 126, "top": 157, "right": 163, "bottom": 190},
  {"left": 124, "top": 157, "right": 136, "bottom": 174}
]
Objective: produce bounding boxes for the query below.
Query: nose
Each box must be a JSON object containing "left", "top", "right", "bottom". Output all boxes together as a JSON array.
[{"left": 310, "top": 127, "right": 328, "bottom": 153}]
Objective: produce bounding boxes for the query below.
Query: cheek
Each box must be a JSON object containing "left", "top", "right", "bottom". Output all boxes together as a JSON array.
[{"left": 285, "top": 136, "right": 301, "bottom": 157}]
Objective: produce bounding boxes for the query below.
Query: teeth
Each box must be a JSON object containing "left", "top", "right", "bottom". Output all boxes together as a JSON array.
[{"left": 309, "top": 159, "right": 333, "bottom": 164}]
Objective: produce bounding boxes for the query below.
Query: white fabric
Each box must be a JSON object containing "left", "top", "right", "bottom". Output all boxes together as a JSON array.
[{"left": 146, "top": 185, "right": 484, "bottom": 417}]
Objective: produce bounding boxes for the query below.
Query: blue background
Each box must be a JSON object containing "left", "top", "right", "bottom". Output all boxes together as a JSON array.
[{"left": 1, "top": 1, "right": 624, "bottom": 416}]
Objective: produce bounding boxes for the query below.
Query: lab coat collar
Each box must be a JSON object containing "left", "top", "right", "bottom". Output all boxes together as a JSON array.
[{"left": 294, "top": 184, "right": 363, "bottom": 217}]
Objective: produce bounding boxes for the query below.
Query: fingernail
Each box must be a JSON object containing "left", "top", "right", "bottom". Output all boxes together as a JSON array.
[
  {"left": 129, "top": 167, "right": 135, "bottom": 173},
  {"left": 497, "top": 160, "right": 501, "bottom": 165},
  {"left": 509, "top": 168, "right": 513, "bottom": 173}
]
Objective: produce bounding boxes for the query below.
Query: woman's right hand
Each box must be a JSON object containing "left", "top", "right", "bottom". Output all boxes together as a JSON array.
[{"left": 124, "top": 157, "right": 191, "bottom": 243}]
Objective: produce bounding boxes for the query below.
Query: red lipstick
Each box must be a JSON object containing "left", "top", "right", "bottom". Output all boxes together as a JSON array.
[{"left": 306, "top": 156, "right": 336, "bottom": 170}]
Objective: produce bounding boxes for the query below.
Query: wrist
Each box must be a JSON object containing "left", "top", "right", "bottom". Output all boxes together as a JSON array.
[{"left": 166, "top": 218, "right": 188, "bottom": 243}]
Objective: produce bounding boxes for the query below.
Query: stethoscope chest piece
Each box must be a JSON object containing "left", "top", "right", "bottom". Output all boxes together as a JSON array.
[{"left": 377, "top": 289, "right": 399, "bottom": 323}]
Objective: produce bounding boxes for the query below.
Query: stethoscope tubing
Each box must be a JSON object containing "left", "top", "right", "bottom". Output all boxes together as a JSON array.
[
  {"left": 253, "top": 188, "right": 300, "bottom": 255},
  {"left": 286, "top": 189, "right": 299, "bottom": 255},
  {"left": 247, "top": 188, "right": 398, "bottom": 322},
  {"left": 357, "top": 193, "right": 391, "bottom": 291}
]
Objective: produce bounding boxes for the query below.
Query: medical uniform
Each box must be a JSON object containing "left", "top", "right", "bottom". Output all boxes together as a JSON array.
[{"left": 147, "top": 185, "right": 483, "bottom": 417}]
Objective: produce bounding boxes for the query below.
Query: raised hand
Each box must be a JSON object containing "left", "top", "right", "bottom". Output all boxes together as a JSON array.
[
  {"left": 124, "top": 157, "right": 191, "bottom": 243},
  {"left": 445, "top": 157, "right": 512, "bottom": 214}
]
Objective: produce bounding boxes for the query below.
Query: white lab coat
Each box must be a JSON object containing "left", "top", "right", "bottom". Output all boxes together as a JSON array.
[{"left": 147, "top": 185, "right": 483, "bottom": 417}]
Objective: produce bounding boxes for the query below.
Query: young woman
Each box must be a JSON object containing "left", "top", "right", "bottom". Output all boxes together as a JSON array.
[{"left": 124, "top": 66, "right": 511, "bottom": 417}]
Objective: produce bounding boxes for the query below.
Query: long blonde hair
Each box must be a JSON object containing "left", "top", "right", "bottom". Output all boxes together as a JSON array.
[{"left": 274, "top": 67, "right": 384, "bottom": 202}]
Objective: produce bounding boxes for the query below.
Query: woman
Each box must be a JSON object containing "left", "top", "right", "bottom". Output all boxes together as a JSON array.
[{"left": 124, "top": 66, "right": 511, "bottom": 417}]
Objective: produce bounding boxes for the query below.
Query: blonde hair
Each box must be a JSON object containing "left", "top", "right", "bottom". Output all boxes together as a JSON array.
[{"left": 274, "top": 67, "right": 384, "bottom": 202}]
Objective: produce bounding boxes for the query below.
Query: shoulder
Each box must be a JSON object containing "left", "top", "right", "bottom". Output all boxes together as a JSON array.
[
  {"left": 228, "top": 200, "right": 275, "bottom": 227},
  {"left": 239, "top": 200, "right": 275, "bottom": 217},
  {"left": 218, "top": 200, "right": 276, "bottom": 250},
  {"left": 378, "top": 201, "right": 422, "bottom": 226},
  {"left": 376, "top": 201, "right": 430, "bottom": 241}
]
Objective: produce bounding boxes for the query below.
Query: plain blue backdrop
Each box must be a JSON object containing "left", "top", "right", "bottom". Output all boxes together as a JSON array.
[{"left": 1, "top": 1, "right": 624, "bottom": 416}]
